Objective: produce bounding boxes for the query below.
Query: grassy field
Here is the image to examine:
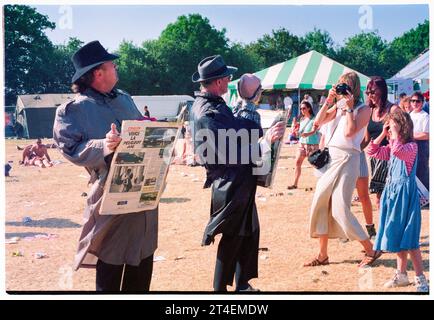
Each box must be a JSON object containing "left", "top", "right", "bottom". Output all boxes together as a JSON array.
[{"left": 4, "top": 137, "right": 429, "bottom": 292}]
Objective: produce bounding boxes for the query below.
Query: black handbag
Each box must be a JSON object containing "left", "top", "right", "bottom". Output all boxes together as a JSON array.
[
  {"left": 308, "top": 147, "right": 330, "bottom": 169},
  {"left": 308, "top": 114, "right": 340, "bottom": 169}
]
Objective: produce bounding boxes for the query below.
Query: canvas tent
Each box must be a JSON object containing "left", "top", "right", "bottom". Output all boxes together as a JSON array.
[
  {"left": 15, "top": 93, "right": 75, "bottom": 138},
  {"left": 387, "top": 49, "right": 429, "bottom": 99},
  {"left": 227, "top": 50, "right": 370, "bottom": 106}
]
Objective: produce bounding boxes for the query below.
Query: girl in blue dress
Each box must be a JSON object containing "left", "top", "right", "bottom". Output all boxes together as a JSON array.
[{"left": 366, "top": 110, "right": 429, "bottom": 292}]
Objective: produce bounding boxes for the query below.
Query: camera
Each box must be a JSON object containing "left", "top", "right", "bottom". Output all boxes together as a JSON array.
[{"left": 335, "top": 83, "right": 351, "bottom": 95}]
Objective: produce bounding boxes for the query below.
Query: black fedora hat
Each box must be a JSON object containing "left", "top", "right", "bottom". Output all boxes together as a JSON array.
[
  {"left": 192, "top": 55, "right": 237, "bottom": 83},
  {"left": 71, "top": 40, "right": 119, "bottom": 83}
]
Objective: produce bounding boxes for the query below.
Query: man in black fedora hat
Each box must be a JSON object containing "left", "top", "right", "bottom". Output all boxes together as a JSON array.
[
  {"left": 53, "top": 40, "right": 158, "bottom": 292},
  {"left": 191, "top": 55, "right": 285, "bottom": 292}
]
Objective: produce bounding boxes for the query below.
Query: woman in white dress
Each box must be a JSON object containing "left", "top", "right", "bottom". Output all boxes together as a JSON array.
[{"left": 304, "top": 72, "right": 382, "bottom": 268}]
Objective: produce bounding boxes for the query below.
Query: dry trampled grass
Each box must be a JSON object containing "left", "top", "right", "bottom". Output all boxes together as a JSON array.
[{"left": 4, "top": 137, "right": 429, "bottom": 292}]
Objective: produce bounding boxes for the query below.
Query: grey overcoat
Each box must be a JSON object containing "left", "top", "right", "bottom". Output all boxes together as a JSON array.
[{"left": 53, "top": 88, "right": 158, "bottom": 270}]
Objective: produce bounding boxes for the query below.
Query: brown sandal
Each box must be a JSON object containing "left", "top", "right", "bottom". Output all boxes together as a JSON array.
[
  {"left": 358, "top": 250, "right": 382, "bottom": 267},
  {"left": 303, "top": 256, "right": 329, "bottom": 267},
  {"left": 287, "top": 185, "right": 297, "bottom": 190}
]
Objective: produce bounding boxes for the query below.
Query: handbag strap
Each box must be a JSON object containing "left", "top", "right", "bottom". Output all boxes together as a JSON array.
[
  {"left": 324, "top": 101, "right": 366, "bottom": 148},
  {"left": 324, "top": 116, "right": 340, "bottom": 148},
  {"left": 299, "top": 117, "right": 313, "bottom": 135}
]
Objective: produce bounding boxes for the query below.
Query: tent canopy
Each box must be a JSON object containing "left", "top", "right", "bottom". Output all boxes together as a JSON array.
[
  {"left": 15, "top": 93, "right": 75, "bottom": 138},
  {"left": 389, "top": 49, "right": 429, "bottom": 81},
  {"left": 228, "top": 50, "right": 370, "bottom": 97},
  {"left": 16, "top": 93, "right": 75, "bottom": 114}
]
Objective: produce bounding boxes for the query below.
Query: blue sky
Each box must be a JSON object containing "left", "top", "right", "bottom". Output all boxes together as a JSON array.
[{"left": 34, "top": 4, "right": 429, "bottom": 51}]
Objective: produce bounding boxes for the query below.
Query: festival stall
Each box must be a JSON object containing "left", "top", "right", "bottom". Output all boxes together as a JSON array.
[
  {"left": 387, "top": 49, "right": 429, "bottom": 101},
  {"left": 227, "top": 50, "right": 371, "bottom": 111}
]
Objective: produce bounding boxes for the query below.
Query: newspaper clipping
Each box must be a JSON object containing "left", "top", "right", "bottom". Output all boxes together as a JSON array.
[{"left": 100, "top": 120, "right": 180, "bottom": 215}]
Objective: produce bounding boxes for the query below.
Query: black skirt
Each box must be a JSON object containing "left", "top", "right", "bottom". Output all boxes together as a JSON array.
[{"left": 369, "top": 157, "right": 388, "bottom": 194}]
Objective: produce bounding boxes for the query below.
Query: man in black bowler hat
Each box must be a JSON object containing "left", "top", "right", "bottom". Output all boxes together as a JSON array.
[
  {"left": 53, "top": 40, "right": 158, "bottom": 292},
  {"left": 191, "top": 55, "right": 285, "bottom": 292}
]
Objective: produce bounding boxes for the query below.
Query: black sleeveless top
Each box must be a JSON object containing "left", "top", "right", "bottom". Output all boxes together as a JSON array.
[{"left": 367, "top": 101, "right": 394, "bottom": 146}]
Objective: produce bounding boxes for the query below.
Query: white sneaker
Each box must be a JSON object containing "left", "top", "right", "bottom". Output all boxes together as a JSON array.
[
  {"left": 415, "top": 275, "right": 429, "bottom": 293},
  {"left": 384, "top": 271, "right": 410, "bottom": 288}
]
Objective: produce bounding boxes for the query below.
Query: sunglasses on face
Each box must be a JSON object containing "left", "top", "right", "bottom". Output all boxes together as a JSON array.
[
  {"left": 300, "top": 107, "right": 308, "bottom": 110},
  {"left": 365, "top": 90, "right": 377, "bottom": 95},
  {"left": 410, "top": 99, "right": 422, "bottom": 103}
]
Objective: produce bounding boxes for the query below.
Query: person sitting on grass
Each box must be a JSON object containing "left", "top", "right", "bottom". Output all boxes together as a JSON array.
[{"left": 20, "top": 139, "right": 53, "bottom": 168}]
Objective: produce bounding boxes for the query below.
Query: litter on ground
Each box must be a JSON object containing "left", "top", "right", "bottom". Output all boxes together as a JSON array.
[
  {"left": 153, "top": 256, "right": 166, "bottom": 262},
  {"left": 34, "top": 252, "right": 48, "bottom": 259}
]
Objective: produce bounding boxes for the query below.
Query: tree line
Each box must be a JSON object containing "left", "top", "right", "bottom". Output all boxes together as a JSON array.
[{"left": 4, "top": 5, "right": 429, "bottom": 105}]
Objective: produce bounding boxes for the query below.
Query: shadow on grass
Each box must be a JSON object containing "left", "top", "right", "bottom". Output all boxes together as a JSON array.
[
  {"left": 6, "top": 232, "right": 54, "bottom": 238},
  {"left": 6, "top": 218, "right": 81, "bottom": 228},
  {"left": 160, "top": 197, "right": 191, "bottom": 204},
  {"left": 342, "top": 258, "right": 430, "bottom": 271},
  {"left": 342, "top": 258, "right": 396, "bottom": 268}
]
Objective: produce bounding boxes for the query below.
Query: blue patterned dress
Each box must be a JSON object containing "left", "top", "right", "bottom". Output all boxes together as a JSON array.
[{"left": 374, "top": 153, "right": 421, "bottom": 252}]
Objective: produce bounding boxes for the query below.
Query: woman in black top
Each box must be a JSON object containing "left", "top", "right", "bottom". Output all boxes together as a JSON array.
[{"left": 364, "top": 76, "right": 398, "bottom": 208}]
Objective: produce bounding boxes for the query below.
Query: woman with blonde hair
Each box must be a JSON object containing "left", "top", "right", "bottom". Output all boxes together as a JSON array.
[{"left": 304, "top": 72, "right": 381, "bottom": 267}]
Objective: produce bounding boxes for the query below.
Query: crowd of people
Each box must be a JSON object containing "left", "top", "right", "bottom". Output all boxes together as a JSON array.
[
  {"left": 49, "top": 40, "right": 428, "bottom": 293},
  {"left": 284, "top": 74, "right": 429, "bottom": 292}
]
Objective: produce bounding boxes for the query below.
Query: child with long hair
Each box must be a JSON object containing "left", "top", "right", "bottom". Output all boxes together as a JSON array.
[{"left": 366, "top": 109, "right": 429, "bottom": 292}]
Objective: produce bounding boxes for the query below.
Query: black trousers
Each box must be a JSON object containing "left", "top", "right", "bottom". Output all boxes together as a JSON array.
[
  {"left": 416, "top": 140, "right": 429, "bottom": 191},
  {"left": 213, "top": 229, "right": 259, "bottom": 291},
  {"left": 96, "top": 254, "right": 154, "bottom": 292}
]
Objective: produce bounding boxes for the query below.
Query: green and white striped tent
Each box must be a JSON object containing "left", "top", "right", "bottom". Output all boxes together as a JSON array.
[{"left": 228, "top": 50, "right": 370, "bottom": 104}]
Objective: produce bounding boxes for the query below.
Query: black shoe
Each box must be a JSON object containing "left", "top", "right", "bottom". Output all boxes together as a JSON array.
[
  {"left": 366, "top": 224, "right": 377, "bottom": 240},
  {"left": 236, "top": 284, "right": 260, "bottom": 292}
]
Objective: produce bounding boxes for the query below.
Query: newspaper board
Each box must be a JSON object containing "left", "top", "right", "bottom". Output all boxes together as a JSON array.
[
  {"left": 256, "top": 109, "right": 291, "bottom": 188},
  {"left": 100, "top": 120, "right": 182, "bottom": 215}
]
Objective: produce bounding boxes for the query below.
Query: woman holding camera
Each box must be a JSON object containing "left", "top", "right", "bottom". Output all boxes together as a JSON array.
[{"left": 304, "top": 72, "right": 381, "bottom": 268}]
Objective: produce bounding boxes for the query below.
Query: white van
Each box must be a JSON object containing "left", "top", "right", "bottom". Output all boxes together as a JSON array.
[{"left": 132, "top": 95, "right": 194, "bottom": 121}]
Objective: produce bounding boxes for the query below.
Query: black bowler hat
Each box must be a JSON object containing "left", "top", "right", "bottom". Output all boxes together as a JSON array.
[
  {"left": 71, "top": 40, "right": 119, "bottom": 83},
  {"left": 192, "top": 55, "right": 237, "bottom": 83}
]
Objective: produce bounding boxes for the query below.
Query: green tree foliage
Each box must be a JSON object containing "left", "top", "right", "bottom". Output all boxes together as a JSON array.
[
  {"left": 303, "top": 28, "right": 335, "bottom": 57},
  {"left": 51, "top": 37, "right": 84, "bottom": 92},
  {"left": 380, "top": 20, "right": 429, "bottom": 77},
  {"left": 4, "top": 6, "right": 429, "bottom": 101},
  {"left": 389, "top": 20, "right": 429, "bottom": 63},
  {"left": 116, "top": 40, "right": 161, "bottom": 95},
  {"left": 246, "top": 28, "right": 307, "bottom": 69},
  {"left": 334, "top": 32, "right": 387, "bottom": 76},
  {"left": 155, "top": 14, "right": 230, "bottom": 94},
  {"left": 225, "top": 42, "right": 261, "bottom": 76},
  {"left": 4, "top": 5, "right": 55, "bottom": 104}
]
